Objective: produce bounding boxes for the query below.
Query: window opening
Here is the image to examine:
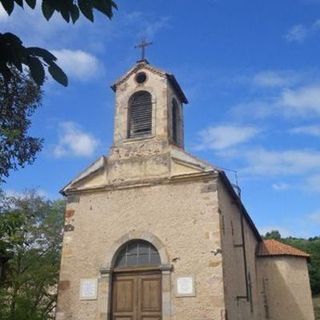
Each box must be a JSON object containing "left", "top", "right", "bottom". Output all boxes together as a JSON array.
[
  {"left": 172, "top": 99, "right": 179, "bottom": 145},
  {"left": 114, "top": 240, "right": 161, "bottom": 268},
  {"left": 135, "top": 72, "right": 147, "bottom": 84},
  {"left": 128, "top": 91, "right": 152, "bottom": 138}
]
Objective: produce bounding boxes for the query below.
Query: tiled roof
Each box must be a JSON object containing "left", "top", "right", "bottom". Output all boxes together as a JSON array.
[{"left": 257, "top": 239, "right": 310, "bottom": 258}]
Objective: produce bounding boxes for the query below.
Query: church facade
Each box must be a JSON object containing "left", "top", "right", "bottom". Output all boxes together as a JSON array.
[{"left": 56, "top": 60, "right": 315, "bottom": 320}]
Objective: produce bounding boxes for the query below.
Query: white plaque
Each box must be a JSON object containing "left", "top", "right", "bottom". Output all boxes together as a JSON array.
[
  {"left": 176, "top": 276, "right": 195, "bottom": 297},
  {"left": 80, "top": 278, "right": 98, "bottom": 300}
]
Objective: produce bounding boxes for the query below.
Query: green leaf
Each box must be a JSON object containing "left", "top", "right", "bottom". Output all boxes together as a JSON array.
[
  {"left": 2, "top": 0, "right": 14, "bottom": 15},
  {"left": 92, "top": 0, "right": 109, "bottom": 16},
  {"left": 1, "top": 32, "right": 23, "bottom": 46},
  {"left": 14, "top": 0, "right": 23, "bottom": 7},
  {"left": 59, "top": 1, "right": 71, "bottom": 23},
  {"left": 78, "top": 0, "right": 94, "bottom": 22},
  {"left": 92, "top": 0, "right": 116, "bottom": 18},
  {"left": 27, "top": 56, "right": 45, "bottom": 86},
  {"left": 0, "top": 64, "right": 12, "bottom": 82},
  {"left": 27, "top": 47, "right": 57, "bottom": 63},
  {"left": 12, "top": 59, "right": 23, "bottom": 72},
  {"left": 70, "top": 4, "right": 80, "bottom": 23},
  {"left": 48, "top": 63, "right": 68, "bottom": 86},
  {"left": 41, "top": 0, "right": 55, "bottom": 21},
  {"left": 111, "top": 0, "right": 118, "bottom": 10},
  {"left": 25, "top": 0, "right": 36, "bottom": 9}
]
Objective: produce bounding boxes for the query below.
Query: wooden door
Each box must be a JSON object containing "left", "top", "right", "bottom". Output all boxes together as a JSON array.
[{"left": 112, "top": 271, "right": 162, "bottom": 320}]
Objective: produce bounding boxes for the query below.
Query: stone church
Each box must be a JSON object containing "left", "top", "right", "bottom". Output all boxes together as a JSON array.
[{"left": 56, "top": 58, "right": 315, "bottom": 320}]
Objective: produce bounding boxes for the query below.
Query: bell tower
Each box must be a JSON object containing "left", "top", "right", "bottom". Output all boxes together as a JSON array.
[
  {"left": 61, "top": 57, "right": 212, "bottom": 192},
  {"left": 110, "top": 59, "right": 188, "bottom": 155}
]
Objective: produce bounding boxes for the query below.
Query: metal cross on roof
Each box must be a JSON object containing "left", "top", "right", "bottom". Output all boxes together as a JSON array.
[{"left": 135, "top": 39, "right": 153, "bottom": 61}]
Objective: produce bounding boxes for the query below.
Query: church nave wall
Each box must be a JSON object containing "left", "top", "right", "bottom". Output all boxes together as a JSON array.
[{"left": 56, "top": 177, "right": 227, "bottom": 320}]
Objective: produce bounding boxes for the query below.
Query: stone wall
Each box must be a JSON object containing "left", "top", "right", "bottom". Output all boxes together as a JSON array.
[
  {"left": 113, "top": 65, "right": 171, "bottom": 146},
  {"left": 56, "top": 177, "right": 226, "bottom": 320},
  {"left": 217, "top": 179, "right": 260, "bottom": 320},
  {"left": 257, "top": 256, "right": 315, "bottom": 320}
]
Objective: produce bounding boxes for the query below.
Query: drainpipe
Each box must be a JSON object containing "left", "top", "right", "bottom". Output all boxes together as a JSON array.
[{"left": 235, "top": 214, "right": 249, "bottom": 301}]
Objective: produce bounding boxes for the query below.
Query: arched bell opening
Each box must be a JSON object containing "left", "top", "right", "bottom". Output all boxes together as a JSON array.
[{"left": 127, "top": 91, "right": 153, "bottom": 139}]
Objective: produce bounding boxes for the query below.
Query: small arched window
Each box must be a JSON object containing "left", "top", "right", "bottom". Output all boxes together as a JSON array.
[
  {"left": 172, "top": 99, "right": 179, "bottom": 145},
  {"left": 114, "top": 240, "right": 161, "bottom": 268},
  {"left": 128, "top": 91, "right": 152, "bottom": 138}
]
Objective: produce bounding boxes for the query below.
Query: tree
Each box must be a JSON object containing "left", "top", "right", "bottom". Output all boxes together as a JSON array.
[
  {"left": 0, "top": 0, "right": 117, "bottom": 87},
  {"left": 0, "top": 67, "right": 43, "bottom": 182},
  {"left": 263, "top": 230, "right": 281, "bottom": 240},
  {"left": 0, "top": 190, "right": 65, "bottom": 320},
  {"left": 0, "top": 0, "right": 118, "bottom": 180}
]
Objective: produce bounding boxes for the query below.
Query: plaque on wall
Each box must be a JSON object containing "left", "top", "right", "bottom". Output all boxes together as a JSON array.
[
  {"left": 176, "top": 276, "right": 195, "bottom": 297},
  {"left": 80, "top": 278, "right": 98, "bottom": 300}
]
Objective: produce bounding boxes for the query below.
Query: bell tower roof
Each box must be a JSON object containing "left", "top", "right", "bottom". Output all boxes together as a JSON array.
[{"left": 111, "top": 60, "right": 188, "bottom": 104}]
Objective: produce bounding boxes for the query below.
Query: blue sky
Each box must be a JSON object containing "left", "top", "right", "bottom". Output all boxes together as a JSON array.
[{"left": 1, "top": 0, "right": 320, "bottom": 238}]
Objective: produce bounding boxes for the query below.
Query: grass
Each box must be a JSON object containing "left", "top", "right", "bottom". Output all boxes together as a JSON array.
[{"left": 314, "top": 295, "right": 320, "bottom": 320}]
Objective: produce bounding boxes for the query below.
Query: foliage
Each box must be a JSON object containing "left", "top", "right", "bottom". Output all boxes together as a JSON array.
[
  {"left": 0, "top": 191, "right": 65, "bottom": 320},
  {"left": 0, "top": 33, "right": 68, "bottom": 87},
  {"left": 0, "top": 68, "right": 43, "bottom": 182},
  {"left": 0, "top": 0, "right": 117, "bottom": 86},
  {"left": 0, "top": 0, "right": 118, "bottom": 180},
  {"left": 264, "top": 230, "right": 281, "bottom": 240},
  {"left": 263, "top": 231, "right": 320, "bottom": 296}
]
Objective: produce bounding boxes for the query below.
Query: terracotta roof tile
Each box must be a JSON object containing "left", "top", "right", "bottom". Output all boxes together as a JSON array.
[{"left": 257, "top": 239, "right": 309, "bottom": 258}]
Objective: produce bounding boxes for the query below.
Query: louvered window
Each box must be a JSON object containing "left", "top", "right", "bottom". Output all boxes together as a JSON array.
[
  {"left": 172, "top": 99, "right": 179, "bottom": 145},
  {"left": 128, "top": 91, "right": 152, "bottom": 138},
  {"left": 114, "top": 240, "right": 161, "bottom": 268}
]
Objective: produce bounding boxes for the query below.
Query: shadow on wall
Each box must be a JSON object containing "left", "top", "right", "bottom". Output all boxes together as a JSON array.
[
  {"left": 258, "top": 256, "right": 314, "bottom": 320},
  {"left": 313, "top": 295, "right": 320, "bottom": 320}
]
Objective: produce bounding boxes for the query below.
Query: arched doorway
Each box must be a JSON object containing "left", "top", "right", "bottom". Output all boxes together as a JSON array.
[{"left": 111, "top": 240, "right": 162, "bottom": 320}]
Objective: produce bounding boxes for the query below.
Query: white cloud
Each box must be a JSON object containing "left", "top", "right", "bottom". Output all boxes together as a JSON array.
[
  {"left": 51, "top": 49, "right": 103, "bottom": 81},
  {"left": 0, "top": 4, "right": 8, "bottom": 21},
  {"left": 285, "top": 20, "right": 320, "bottom": 43},
  {"left": 305, "top": 174, "right": 320, "bottom": 193},
  {"left": 231, "top": 100, "right": 277, "bottom": 120},
  {"left": 140, "top": 16, "right": 170, "bottom": 39},
  {"left": 240, "top": 148, "right": 320, "bottom": 176},
  {"left": 0, "top": 5, "right": 171, "bottom": 53},
  {"left": 290, "top": 125, "right": 320, "bottom": 136},
  {"left": 53, "top": 122, "right": 99, "bottom": 158},
  {"left": 196, "top": 125, "right": 259, "bottom": 150},
  {"left": 123, "top": 12, "right": 170, "bottom": 40},
  {"left": 272, "top": 183, "right": 289, "bottom": 191},
  {"left": 253, "top": 70, "right": 298, "bottom": 88},
  {"left": 285, "top": 24, "right": 308, "bottom": 43},
  {"left": 309, "top": 212, "right": 320, "bottom": 224},
  {"left": 0, "top": 4, "right": 69, "bottom": 47},
  {"left": 280, "top": 85, "right": 320, "bottom": 115},
  {"left": 232, "top": 83, "right": 320, "bottom": 119}
]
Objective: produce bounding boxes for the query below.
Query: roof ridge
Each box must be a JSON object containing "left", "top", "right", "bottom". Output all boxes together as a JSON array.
[{"left": 258, "top": 239, "right": 309, "bottom": 258}]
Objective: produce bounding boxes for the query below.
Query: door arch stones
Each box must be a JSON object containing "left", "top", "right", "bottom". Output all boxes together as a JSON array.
[{"left": 98, "top": 231, "right": 172, "bottom": 320}]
